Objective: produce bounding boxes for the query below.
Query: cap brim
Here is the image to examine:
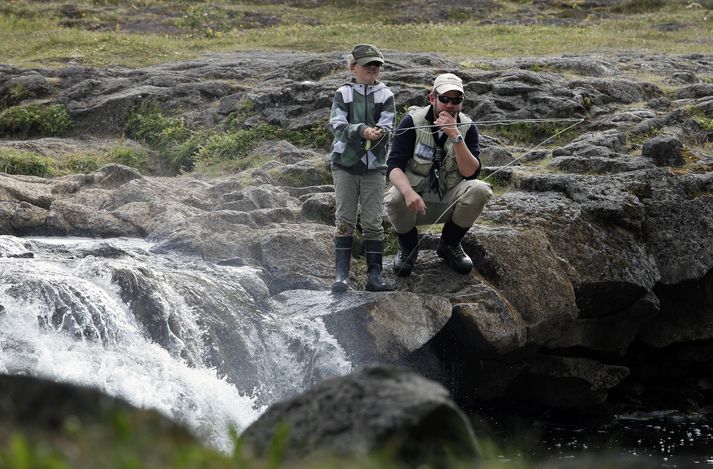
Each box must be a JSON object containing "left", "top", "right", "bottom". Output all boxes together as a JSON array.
[
  {"left": 435, "top": 84, "right": 465, "bottom": 95},
  {"left": 355, "top": 56, "right": 384, "bottom": 65}
]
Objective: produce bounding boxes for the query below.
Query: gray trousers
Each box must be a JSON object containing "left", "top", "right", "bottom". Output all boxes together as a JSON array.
[
  {"left": 384, "top": 179, "right": 492, "bottom": 233},
  {"left": 332, "top": 166, "right": 386, "bottom": 240}
]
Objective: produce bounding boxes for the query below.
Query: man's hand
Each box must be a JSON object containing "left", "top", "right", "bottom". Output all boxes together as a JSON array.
[
  {"left": 404, "top": 189, "right": 426, "bottom": 215},
  {"left": 434, "top": 111, "right": 459, "bottom": 138}
]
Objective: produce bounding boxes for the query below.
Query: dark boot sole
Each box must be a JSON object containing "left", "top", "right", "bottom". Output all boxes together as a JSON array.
[
  {"left": 331, "top": 281, "right": 348, "bottom": 293},
  {"left": 392, "top": 264, "right": 413, "bottom": 277}
]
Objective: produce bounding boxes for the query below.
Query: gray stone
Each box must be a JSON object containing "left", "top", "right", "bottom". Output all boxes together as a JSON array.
[
  {"left": 642, "top": 135, "right": 684, "bottom": 167},
  {"left": 241, "top": 365, "right": 478, "bottom": 465}
]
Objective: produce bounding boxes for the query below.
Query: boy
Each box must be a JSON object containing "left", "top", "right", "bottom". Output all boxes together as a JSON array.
[{"left": 328, "top": 44, "right": 395, "bottom": 293}]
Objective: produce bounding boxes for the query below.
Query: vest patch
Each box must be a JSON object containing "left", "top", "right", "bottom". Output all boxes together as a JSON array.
[{"left": 414, "top": 143, "right": 435, "bottom": 161}]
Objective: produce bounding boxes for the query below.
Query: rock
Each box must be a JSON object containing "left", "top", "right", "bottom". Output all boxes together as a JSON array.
[
  {"left": 0, "top": 373, "right": 200, "bottom": 461},
  {"left": 270, "top": 289, "right": 452, "bottom": 364},
  {"left": 555, "top": 292, "right": 660, "bottom": 354},
  {"left": 464, "top": 225, "right": 578, "bottom": 345},
  {"left": 666, "top": 71, "right": 700, "bottom": 84},
  {"left": 2, "top": 49, "right": 713, "bottom": 416},
  {"left": 642, "top": 135, "right": 684, "bottom": 167},
  {"left": 0, "top": 73, "right": 51, "bottom": 106},
  {"left": 552, "top": 130, "right": 626, "bottom": 158},
  {"left": 448, "top": 282, "right": 527, "bottom": 354},
  {"left": 241, "top": 365, "right": 479, "bottom": 466},
  {"left": 480, "top": 146, "right": 516, "bottom": 167},
  {"left": 508, "top": 355, "right": 630, "bottom": 408},
  {"left": 637, "top": 270, "right": 713, "bottom": 347},
  {"left": 300, "top": 191, "right": 335, "bottom": 226},
  {"left": 676, "top": 83, "right": 713, "bottom": 99}
]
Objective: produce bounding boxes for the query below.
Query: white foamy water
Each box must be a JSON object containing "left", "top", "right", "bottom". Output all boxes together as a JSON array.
[{"left": 0, "top": 235, "right": 351, "bottom": 451}]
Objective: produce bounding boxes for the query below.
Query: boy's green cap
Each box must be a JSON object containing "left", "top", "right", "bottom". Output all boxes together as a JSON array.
[{"left": 351, "top": 44, "right": 384, "bottom": 65}]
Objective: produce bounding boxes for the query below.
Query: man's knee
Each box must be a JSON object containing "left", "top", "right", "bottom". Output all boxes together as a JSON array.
[
  {"left": 384, "top": 187, "right": 406, "bottom": 219},
  {"left": 461, "top": 180, "right": 493, "bottom": 205}
]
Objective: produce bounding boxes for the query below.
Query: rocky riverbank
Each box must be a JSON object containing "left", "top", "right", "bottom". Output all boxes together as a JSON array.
[{"left": 2, "top": 49, "right": 713, "bottom": 460}]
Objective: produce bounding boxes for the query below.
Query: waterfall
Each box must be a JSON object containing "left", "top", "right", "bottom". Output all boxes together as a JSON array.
[{"left": 0, "top": 235, "right": 352, "bottom": 451}]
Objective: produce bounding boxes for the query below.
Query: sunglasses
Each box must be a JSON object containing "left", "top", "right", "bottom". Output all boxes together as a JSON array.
[
  {"left": 436, "top": 94, "right": 464, "bottom": 104},
  {"left": 362, "top": 61, "right": 383, "bottom": 68}
]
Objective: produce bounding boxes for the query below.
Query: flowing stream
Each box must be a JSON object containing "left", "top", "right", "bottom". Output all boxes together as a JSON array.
[
  {"left": 0, "top": 235, "right": 351, "bottom": 451},
  {"left": 3, "top": 234, "right": 712, "bottom": 465}
]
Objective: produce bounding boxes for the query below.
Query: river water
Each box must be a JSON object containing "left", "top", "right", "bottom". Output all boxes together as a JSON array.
[
  {"left": 0, "top": 235, "right": 350, "bottom": 451},
  {"left": 1, "top": 235, "right": 712, "bottom": 465}
]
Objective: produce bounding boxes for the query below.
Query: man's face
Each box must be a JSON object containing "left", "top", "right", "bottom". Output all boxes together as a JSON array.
[{"left": 429, "top": 90, "right": 464, "bottom": 117}]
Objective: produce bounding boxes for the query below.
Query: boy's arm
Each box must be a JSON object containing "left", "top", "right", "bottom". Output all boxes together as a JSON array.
[
  {"left": 329, "top": 89, "right": 365, "bottom": 142},
  {"left": 375, "top": 92, "right": 396, "bottom": 132}
]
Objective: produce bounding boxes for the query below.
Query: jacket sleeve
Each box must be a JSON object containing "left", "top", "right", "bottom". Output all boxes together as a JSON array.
[
  {"left": 463, "top": 124, "right": 482, "bottom": 180},
  {"left": 330, "top": 87, "right": 365, "bottom": 142},
  {"left": 386, "top": 114, "right": 416, "bottom": 178},
  {"left": 376, "top": 91, "right": 395, "bottom": 132}
]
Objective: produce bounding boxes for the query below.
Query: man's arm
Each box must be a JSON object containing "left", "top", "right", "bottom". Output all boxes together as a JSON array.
[
  {"left": 387, "top": 115, "right": 426, "bottom": 215},
  {"left": 433, "top": 111, "right": 480, "bottom": 178},
  {"left": 459, "top": 124, "right": 481, "bottom": 179}
]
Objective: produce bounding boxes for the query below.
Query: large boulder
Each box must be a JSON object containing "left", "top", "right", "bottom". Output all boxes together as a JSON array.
[
  {"left": 241, "top": 365, "right": 479, "bottom": 466},
  {"left": 270, "top": 289, "right": 452, "bottom": 365}
]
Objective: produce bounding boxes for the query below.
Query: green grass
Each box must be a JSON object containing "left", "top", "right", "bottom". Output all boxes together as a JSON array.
[
  {"left": 0, "top": 148, "right": 54, "bottom": 176},
  {"left": 0, "top": 1, "right": 711, "bottom": 68},
  {"left": 121, "top": 103, "right": 332, "bottom": 176}
]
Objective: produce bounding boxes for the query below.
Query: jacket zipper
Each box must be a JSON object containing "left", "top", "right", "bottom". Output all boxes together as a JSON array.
[{"left": 365, "top": 85, "right": 369, "bottom": 170}]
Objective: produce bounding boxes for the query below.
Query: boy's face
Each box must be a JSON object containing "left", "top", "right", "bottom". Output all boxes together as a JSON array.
[{"left": 350, "top": 61, "right": 381, "bottom": 85}]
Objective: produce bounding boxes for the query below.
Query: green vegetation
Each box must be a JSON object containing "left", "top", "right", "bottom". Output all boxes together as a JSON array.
[
  {"left": 485, "top": 121, "right": 580, "bottom": 146},
  {"left": 694, "top": 115, "right": 713, "bottom": 132},
  {"left": 0, "top": 145, "right": 159, "bottom": 177},
  {"left": 0, "top": 83, "right": 32, "bottom": 109},
  {"left": 0, "top": 148, "right": 53, "bottom": 176},
  {"left": 123, "top": 103, "right": 195, "bottom": 173},
  {"left": 122, "top": 103, "right": 331, "bottom": 175},
  {"left": 0, "top": 1, "right": 711, "bottom": 68},
  {"left": 174, "top": 4, "right": 232, "bottom": 39},
  {"left": 0, "top": 104, "right": 72, "bottom": 138},
  {"left": 0, "top": 410, "right": 536, "bottom": 469},
  {"left": 105, "top": 145, "right": 151, "bottom": 173}
]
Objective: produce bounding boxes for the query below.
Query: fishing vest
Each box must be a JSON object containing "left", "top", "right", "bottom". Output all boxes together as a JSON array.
[{"left": 405, "top": 106, "right": 474, "bottom": 194}]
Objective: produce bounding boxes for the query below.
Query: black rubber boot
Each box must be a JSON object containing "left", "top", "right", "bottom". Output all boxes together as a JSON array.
[
  {"left": 392, "top": 227, "right": 419, "bottom": 277},
  {"left": 331, "top": 236, "right": 352, "bottom": 293},
  {"left": 364, "top": 240, "right": 394, "bottom": 292},
  {"left": 437, "top": 221, "right": 474, "bottom": 274}
]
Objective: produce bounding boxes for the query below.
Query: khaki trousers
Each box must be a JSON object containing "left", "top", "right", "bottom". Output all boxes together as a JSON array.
[
  {"left": 332, "top": 166, "right": 387, "bottom": 240},
  {"left": 384, "top": 179, "right": 492, "bottom": 233}
]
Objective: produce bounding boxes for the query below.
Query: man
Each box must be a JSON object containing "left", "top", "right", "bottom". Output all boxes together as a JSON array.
[{"left": 384, "top": 73, "right": 492, "bottom": 277}]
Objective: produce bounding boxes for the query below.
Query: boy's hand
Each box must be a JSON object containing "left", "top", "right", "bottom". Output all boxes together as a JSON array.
[{"left": 364, "top": 127, "right": 383, "bottom": 140}]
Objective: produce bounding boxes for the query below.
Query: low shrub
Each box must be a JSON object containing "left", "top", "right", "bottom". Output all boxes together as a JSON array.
[
  {"left": 175, "top": 4, "right": 232, "bottom": 38},
  {"left": 0, "top": 83, "right": 32, "bottom": 109},
  {"left": 126, "top": 104, "right": 332, "bottom": 175},
  {"left": 105, "top": 146, "right": 151, "bottom": 173},
  {"left": 123, "top": 103, "right": 194, "bottom": 173},
  {"left": 0, "top": 104, "right": 72, "bottom": 138},
  {"left": 56, "top": 153, "right": 105, "bottom": 175},
  {"left": 0, "top": 148, "right": 53, "bottom": 177}
]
